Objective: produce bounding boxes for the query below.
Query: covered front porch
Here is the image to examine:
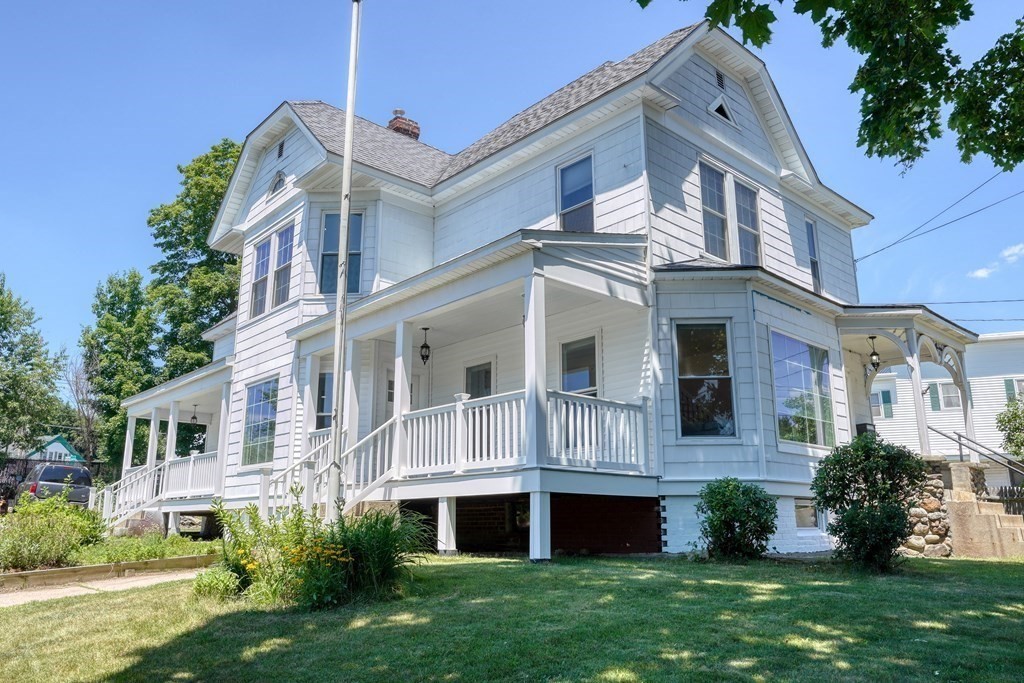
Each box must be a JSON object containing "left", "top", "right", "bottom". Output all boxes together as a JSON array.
[{"left": 287, "top": 231, "right": 657, "bottom": 558}]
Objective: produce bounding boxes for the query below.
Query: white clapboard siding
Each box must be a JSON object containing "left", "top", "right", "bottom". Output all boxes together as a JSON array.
[
  {"left": 377, "top": 197, "right": 434, "bottom": 287},
  {"left": 238, "top": 125, "right": 322, "bottom": 228}
]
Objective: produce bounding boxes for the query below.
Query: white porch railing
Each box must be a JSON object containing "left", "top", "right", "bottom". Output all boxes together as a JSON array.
[
  {"left": 405, "top": 391, "right": 526, "bottom": 476},
  {"left": 99, "top": 461, "right": 165, "bottom": 528},
  {"left": 267, "top": 428, "right": 339, "bottom": 516},
  {"left": 547, "top": 390, "right": 647, "bottom": 472},
  {"left": 162, "top": 451, "right": 219, "bottom": 498},
  {"left": 339, "top": 417, "right": 398, "bottom": 512}
]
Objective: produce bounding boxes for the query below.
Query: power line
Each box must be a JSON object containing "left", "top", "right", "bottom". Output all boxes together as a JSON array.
[
  {"left": 952, "top": 318, "right": 1024, "bottom": 322},
  {"left": 913, "top": 299, "right": 1024, "bottom": 305},
  {"left": 856, "top": 170, "right": 1005, "bottom": 262}
]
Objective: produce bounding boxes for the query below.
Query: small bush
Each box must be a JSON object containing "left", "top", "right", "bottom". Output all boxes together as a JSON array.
[
  {"left": 812, "top": 432, "right": 926, "bottom": 572},
  {"left": 0, "top": 492, "right": 104, "bottom": 571},
  {"left": 192, "top": 564, "right": 241, "bottom": 601},
  {"left": 696, "top": 478, "right": 778, "bottom": 560},
  {"left": 210, "top": 497, "right": 431, "bottom": 610}
]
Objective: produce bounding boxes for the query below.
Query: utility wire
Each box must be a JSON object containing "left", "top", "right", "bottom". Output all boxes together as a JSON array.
[
  {"left": 911, "top": 299, "right": 1024, "bottom": 305},
  {"left": 856, "top": 170, "right": 1004, "bottom": 262},
  {"left": 952, "top": 318, "right": 1024, "bottom": 322}
]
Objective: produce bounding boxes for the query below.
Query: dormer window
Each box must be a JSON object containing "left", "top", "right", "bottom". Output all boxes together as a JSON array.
[{"left": 270, "top": 171, "right": 286, "bottom": 194}]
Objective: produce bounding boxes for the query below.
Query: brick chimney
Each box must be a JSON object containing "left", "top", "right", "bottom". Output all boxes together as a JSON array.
[{"left": 387, "top": 108, "right": 420, "bottom": 140}]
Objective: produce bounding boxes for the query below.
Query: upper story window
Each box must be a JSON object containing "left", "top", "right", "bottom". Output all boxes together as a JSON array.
[
  {"left": 558, "top": 156, "right": 594, "bottom": 233},
  {"left": 319, "top": 212, "right": 363, "bottom": 296},
  {"left": 675, "top": 322, "right": 735, "bottom": 437},
  {"left": 771, "top": 331, "right": 834, "bottom": 447},
  {"left": 270, "top": 171, "right": 286, "bottom": 194},
  {"left": 272, "top": 225, "right": 294, "bottom": 308},
  {"left": 699, "top": 161, "right": 762, "bottom": 266},
  {"left": 250, "top": 238, "right": 271, "bottom": 318},
  {"left": 805, "top": 219, "right": 822, "bottom": 294}
]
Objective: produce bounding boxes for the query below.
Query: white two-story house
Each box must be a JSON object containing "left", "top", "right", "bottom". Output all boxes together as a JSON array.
[{"left": 104, "top": 21, "right": 979, "bottom": 557}]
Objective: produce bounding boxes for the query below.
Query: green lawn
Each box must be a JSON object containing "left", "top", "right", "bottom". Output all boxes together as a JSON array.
[{"left": 2, "top": 555, "right": 1022, "bottom": 682}]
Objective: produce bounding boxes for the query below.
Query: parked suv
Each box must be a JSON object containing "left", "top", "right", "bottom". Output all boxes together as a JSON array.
[{"left": 16, "top": 463, "right": 93, "bottom": 506}]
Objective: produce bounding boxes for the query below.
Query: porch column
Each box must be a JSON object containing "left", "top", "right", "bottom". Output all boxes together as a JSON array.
[
  {"left": 956, "top": 350, "right": 979, "bottom": 462},
  {"left": 299, "top": 354, "right": 317, "bottom": 464},
  {"left": 121, "top": 415, "right": 137, "bottom": 477},
  {"left": 523, "top": 271, "right": 549, "bottom": 468},
  {"left": 393, "top": 321, "right": 413, "bottom": 477},
  {"left": 437, "top": 497, "right": 457, "bottom": 555},
  {"left": 146, "top": 408, "right": 160, "bottom": 469},
  {"left": 216, "top": 381, "right": 231, "bottom": 495},
  {"left": 343, "top": 339, "right": 362, "bottom": 449},
  {"left": 165, "top": 512, "right": 180, "bottom": 537},
  {"left": 529, "top": 491, "right": 551, "bottom": 561},
  {"left": 165, "top": 401, "right": 180, "bottom": 461},
  {"left": 905, "top": 329, "right": 931, "bottom": 456}
]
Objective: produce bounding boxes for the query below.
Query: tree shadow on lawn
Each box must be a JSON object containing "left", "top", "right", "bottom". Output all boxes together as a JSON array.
[{"left": 108, "top": 556, "right": 1024, "bottom": 682}]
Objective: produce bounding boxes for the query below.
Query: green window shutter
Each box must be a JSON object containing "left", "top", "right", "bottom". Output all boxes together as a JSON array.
[
  {"left": 881, "top": 390, "right": 893, "bottom": 418},
  {"left": 1006, "top": 378, "right": 1018, "bottom": 402},
  {"left": 929, "top": 383, "right": 941, "bottom": 411},
  {"left": 966, "top": 381, "right": 973, "bottom": 408}
]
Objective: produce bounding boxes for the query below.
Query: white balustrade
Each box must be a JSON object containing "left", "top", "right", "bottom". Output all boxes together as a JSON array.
[
  {"left": 339, "top": 418, "right": 397, "bottom": 510},
  {"left": 547, "top": 390, "right": 647, "bottom": 472},
  {"left": 161, "top": 451, "right": 219, "bottom": 499}
]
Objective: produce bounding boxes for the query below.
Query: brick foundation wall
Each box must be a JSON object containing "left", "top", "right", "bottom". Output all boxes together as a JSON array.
[{"left": 551, "top": 494, "right": 661, "bottom": 554}]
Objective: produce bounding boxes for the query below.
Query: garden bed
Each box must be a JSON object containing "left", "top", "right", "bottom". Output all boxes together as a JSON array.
[{"left": 0, "top": 554, "right": 219, "bottom": 591}]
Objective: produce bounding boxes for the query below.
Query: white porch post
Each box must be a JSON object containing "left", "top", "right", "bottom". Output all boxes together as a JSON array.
[
  {"left": 165, "top": 401, "right": 180, "bottom": 462},
  {"left": 529, "top": 491, "right": 551, "bottom": 561},
  {"left": 165, "top": 512, "right": 180, "bottom": 537},
  {"left": 393, "top": 321, "right": 413, "bottom": 477},
  {"left": 146, "top": 408, "right": 160, "bottom": 469},
  {"left": 122, "top": 415, "right": 137, "bottom": 477},
  {"left": 343, "top": 339, "right": 362, "bottom": 449},
  {"left": 216, "top": 381, "right": 231, "bottom": 495},
  {"left": 905, "top": 329, "right": 932, "bottom": 456},
  {"left": 437, "top": 497, "right": 457, "bottom": 555},
  {"left": 300, "top": 354, "right": 318, "bottom": 463},
  {"left": 523, "top": 271, "right": 549, "bottom": 468},
  {"left": 956, "top": 350, "right": 979, "bottom": 462}
]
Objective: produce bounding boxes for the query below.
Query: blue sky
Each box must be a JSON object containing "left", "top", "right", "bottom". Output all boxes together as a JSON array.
[{"left": 2, "top": 0, "right": 1022, "bottom": 357}]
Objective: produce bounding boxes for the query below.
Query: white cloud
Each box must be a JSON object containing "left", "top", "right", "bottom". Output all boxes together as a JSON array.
[
  {"left": 1001, "top": 243, "right": 1024, "bottom": 263},
  {"left": 967, "top": 266, "right": 998, "bottom": 279}
]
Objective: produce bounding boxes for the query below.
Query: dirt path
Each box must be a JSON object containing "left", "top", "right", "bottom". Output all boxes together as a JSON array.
[{"left": 0, "top": 569, "right": 200, "bottom": 608}]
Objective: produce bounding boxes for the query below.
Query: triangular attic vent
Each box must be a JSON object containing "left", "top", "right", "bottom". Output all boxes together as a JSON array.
[{"left": 707, "top": 94, "right": 739, "bottom": 129}]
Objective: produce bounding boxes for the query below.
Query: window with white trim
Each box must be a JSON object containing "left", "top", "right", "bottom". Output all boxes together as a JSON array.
[
  {"left": 675, "top": 323, "right": 735, "bottom": 437},
  {"left": 558, "top": 156, "right": 594, "bottom": 233},
  {"left": 805, "top": 219, "right": 822, "bottom": 294},
  {"left": 272, "top": 225, "right": 294, "bottom": 308},
  {"left": 795, "top": 498, "right": 822, "bottom": 529},
  {"left": 270, "top": 171, "right": 286, "bottom": 194},
  {"left": 940, "top": 383, "right": 962, "bottom": 410},
  {"left": 250, "top": 238, "right": 271, "bottom": 318},
  {"left": 735, "top": 182, "right": 760, "bottom": 266},
  {"left": 699, "top": 162, "right": 728, "bottom": 260},
  {"left": 242, "top": 378, "right": 279, "bottom": 466},
  {"left": 771, "top": 331, "right": 835, "bottom": 447},
  {"left": 319, "top": 212, "right": 363, "bottom": 295},
  {"left": 561, "top": 337, "right": 597, "bottom": 396},
  {"left": 316, "top": 372, "right": 333, "bottom": 430}
]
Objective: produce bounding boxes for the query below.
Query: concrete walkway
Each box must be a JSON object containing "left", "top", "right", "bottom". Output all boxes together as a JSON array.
[{"left": 0, "top": 569, "right": 200, "bottom": 608}]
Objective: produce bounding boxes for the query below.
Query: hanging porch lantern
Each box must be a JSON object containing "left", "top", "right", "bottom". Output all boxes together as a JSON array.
[
  {"left": 190, "top": 404, "right": 199, "bottom": 425},
  {"left": 419, "top": 327, "right": 431, "bottom": 365},
  {"left": 868, "top": 336, "right": 881, "bottom": 372}
]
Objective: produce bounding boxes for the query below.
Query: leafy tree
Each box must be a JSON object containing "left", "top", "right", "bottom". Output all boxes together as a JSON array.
[
  {"left": 811, "top": 432, "right": 926, "bottom": 571},
  {"left": 81, "top": 270, "right": 159, "bottom": 467},
  {"left": 147, "top": 139, "right": 241, "bottom": 379},
  {"left": 996, "top": 399, "right": 1024, "bottom": 461},
  {"left": 634, "top": 1, "right": 1024, "bottom": 170},
  {"left": 0, "top": 274, "right": 63, "bottom": 455}
]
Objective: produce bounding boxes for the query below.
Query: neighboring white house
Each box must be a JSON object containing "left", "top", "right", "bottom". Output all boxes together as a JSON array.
[
  {"left": 102, "top": 21, "right": 979, "bottom": 557},
  {"left": 873, "top": 332, "right": 1024, "bottom": 489}
]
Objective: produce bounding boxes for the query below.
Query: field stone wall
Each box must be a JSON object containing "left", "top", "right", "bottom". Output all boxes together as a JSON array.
[{"left": 902, "top": 465, "right": 952, "bottom": 558}]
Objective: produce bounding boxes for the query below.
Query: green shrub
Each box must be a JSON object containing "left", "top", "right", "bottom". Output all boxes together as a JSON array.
[
  {"left": 210, "top": 498, "right": 431, "bottom": 610},
  {"left": 73, "top": 533, "right": 218, "bottom": 565},
  {"left": 696, "top": 477, "right": 778, "bottom": 560},
  {"left": 0, "top": 492, "right": 104, "bottom": 571},
  {"left": 192, "top": 564, "right": 241, "bottom": 601},
  {"left": 812, "top": 432, "right": 926, "bottom": 572}
]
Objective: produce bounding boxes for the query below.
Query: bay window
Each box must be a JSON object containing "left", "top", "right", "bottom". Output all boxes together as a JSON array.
[
  {"left": 771, "top": 331, "right": 834, "bottom": 447},
  {"left": 675, "top": 323, "right": 735, "bottom": 437},
  {"left": 320, "top": 212, "right": 364, "bottom": 295},
  {"left": 699, "top": 163, "right": 727, "bottom": 259},
  {"left": 272, "top": 225, "right": 294, "bottom": 307},
  {"left": 250, "top": 239, "right": 271, "bottom": 318}
]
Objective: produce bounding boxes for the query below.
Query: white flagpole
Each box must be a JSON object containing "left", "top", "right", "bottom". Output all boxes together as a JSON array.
[{"left": 327, "top": 0, "right": 362, "bottom": 520}]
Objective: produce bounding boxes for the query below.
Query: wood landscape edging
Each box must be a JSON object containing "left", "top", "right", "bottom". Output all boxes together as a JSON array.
[{"left": 0, "top": 554, "right": 218, "bottom": 591}]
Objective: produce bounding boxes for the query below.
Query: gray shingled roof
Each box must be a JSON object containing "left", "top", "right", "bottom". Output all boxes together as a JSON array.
[{"left": 288, "top": 24, "right": 701, "bottom": 188}]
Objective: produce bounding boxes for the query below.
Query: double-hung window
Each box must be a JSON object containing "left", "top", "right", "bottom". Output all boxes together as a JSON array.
[
  {"left": 316, "top": 372, "right": 333, "bottom": 430},
  {"left": 319, "top": 212, "right": 363, "bottom": 295},
  {"left": 250, "top": 239, "right": 271, "bottom": 318},
  {"left": 699, "top": 163, "right": 728, "bottom": 259},
  {"left": 870, "top": 389, "right": 893, "bottom": 419},
  {"left": 242, "top": 378, "right": 279, "bottom": 466},
  {"left": 559, "top": 157, "right": 594, "bottom": 233},
  {"left": 940, "top": 383, "right": 961, "bottom": 410},
  {"left": 561, "top": 337, "right": 597, "bottom": 396},
  {"left": 272, "top": 225, "right": 294, "bottom": 308},
  {"left": 675, "top": 323, "right": 735, "bottom": 437},
  {"left": 805, "top": 219, "right": 822, "bottom": 293},
  {"left": 735, "top": 182, "right": 760, "bottom": 266},
  {"left": 771, "top": 331, "right": 834, "bottom": 447}
]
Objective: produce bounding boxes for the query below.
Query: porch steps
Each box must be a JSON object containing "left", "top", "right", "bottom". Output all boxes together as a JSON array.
[{"left": 948, "top": 496, "right": 1024, "bottom": 557}]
